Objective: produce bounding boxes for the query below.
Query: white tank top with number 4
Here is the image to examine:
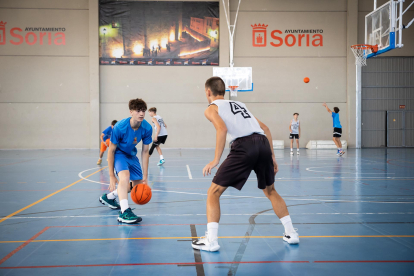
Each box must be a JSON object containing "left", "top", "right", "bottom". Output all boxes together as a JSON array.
[
  {"left": 210, "top": 100, "right": 265, "bottom": 143},
  {"left": 153, "top": 115, "right": 168, "bottom": 136},
  {"left": 290, "top": 119, "right": 300, "bottom": 134}
]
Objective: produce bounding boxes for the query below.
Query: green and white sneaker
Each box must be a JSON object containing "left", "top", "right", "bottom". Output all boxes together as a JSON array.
[
  {"left": 99, "top": 194, "right": 120, "bottom": 210},
  {"left": 117, "top": 208, "right": 142, "bottom": 224}
]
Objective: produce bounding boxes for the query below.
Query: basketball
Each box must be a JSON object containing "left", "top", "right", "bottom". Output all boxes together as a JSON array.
[
  {"left": 131, "top": 183, "right": 152, "bottom": 205},
  {"left": 304, "top": 77, "right": 310, "bottom": 83}
]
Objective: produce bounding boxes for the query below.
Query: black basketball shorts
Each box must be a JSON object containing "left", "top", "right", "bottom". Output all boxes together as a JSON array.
[
  {"left": 212, "top": 133, "right": 275, "bottom": 190},
  {"left": 153, "top": 135, "right": 167, "bottom": 146},
  {"left": 333, "top": 128, "right": 342, "bottom": 138},
  {"left": 289, "top": 133, "right": 299, "bottom": 139}
]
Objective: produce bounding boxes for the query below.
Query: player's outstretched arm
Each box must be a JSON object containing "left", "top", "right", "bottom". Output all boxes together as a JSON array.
[
  {"left": 141, "top": 144, "right": 150, "bottom": 182},
  {"left": 322, "top": 102, "right": 332, "bottom": 113},
  {"left": 255, "top": 117, "right": 278, "bottom": 175},
  {"left": 108, "top": 143, "right": 118, "bottom": 192},
  {"left": 203, "top": 105, "right": 227, "bottom": 176}
]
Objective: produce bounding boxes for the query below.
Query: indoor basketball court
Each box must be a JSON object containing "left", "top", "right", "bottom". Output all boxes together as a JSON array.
[{"left": 0, "top": 0, "right": 414, "bottom": 275}]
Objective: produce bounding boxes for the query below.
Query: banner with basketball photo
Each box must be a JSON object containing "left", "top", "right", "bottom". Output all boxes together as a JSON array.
[{"left": 99, "top": 1, "right": 219, "bottom": 66}]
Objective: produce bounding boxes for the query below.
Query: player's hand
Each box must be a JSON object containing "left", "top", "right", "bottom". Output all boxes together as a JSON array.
[
  {"left": 203, "top": 160, "right": 219, "bottom": 177},
  {"left": 272, "top": 156, "right": 279, "bottom": 176},
  {"left": 153, "top": 138, "right": 158, "bottom": 142},
  {"left": 105, "top": 142, "right": 109, "bottom": 147},
  {"left": 109, "top": 175, "right": 118, "bottom": 192},
  {"left": 322, "top": 102, "right": 327, "bottom": 107}
]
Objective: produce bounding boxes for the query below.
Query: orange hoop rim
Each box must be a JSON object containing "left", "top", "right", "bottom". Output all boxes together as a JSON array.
[
  {"left": 351, "top": 44, "right": 378, "bottom": 53},
  {"left": 228, "top": 86, "right": 239, "bottom": 90}
]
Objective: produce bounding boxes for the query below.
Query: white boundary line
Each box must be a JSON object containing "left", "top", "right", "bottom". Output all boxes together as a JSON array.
[
  {"left": 3, "top": 212, "right": 414, "bottom": 220},
  {"left": 186, "top": 165, "right": 193, "bottom": 180},
  {"left": 77, "top": 167, "right": 414, "bottom": 204}
]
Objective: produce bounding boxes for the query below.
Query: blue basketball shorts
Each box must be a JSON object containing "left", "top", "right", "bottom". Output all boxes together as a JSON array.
[{"left": 114, "top": 153, "right": 143, "bottom": 181}]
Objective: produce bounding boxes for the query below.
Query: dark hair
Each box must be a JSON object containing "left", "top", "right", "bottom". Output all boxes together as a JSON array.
[
  {"left": 205, "top": 77, "right": 226, "bottom": 96},
  {"left": 293, "top": 113, "right": 299, "bottom": 116},
  {"left": 148, "top": 107, "right": 157, "bottom": 113},
  {"left": 334, "top": 107, "right": 340, "bottom": 113},
  {"left": 111, "top": 120, "right": 118, "bottom": 126},
  {"left": 129, "top": 98, "right": 147, "bottom": 112}
]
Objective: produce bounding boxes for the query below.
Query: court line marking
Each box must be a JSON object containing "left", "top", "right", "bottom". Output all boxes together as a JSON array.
[
  {"left": 305, "top": 166, "right": 396, "bottom": 175},
  {"left": 3, "top": 212, "right": 414, "bottom": 220},
  {"left": 1, "top": 235, "right": 414, "bottom": 244},
  {"left": 0, "top": 227, "right": 49, "bottom": 265},
  {"left": 76, "top": 167, "right": 414, "bottom": 204},
  {"left": 0, "top": 261, "right": 310, "bottom": 269},
  {"left": 186, "top": 165, "right": 193, "bottom": 180},
  {"left": 0, "top": 167, "right": 107, "bottom": 224}
]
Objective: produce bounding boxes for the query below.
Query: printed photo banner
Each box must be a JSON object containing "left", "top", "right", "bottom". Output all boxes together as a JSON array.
[{"left": 99, "top": 1, "right": 219, "bottom": 66}]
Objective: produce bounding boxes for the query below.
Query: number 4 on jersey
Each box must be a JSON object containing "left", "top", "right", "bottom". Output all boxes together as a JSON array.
[{"left": 230, "top": 102, "right": 251, "bottom": 119}]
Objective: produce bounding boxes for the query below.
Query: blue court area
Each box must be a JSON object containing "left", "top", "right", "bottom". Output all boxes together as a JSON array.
[{"left": 0, "top": 149, "right": 413, "bottom": 275}]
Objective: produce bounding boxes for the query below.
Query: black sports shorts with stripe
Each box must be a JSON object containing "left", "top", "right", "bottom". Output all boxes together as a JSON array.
[{"left": 212, "top": 133, "right": 274, "bottom": 190}]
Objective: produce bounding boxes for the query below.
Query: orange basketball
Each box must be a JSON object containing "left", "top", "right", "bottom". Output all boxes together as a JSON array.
[
  {"left": 131, "top": 183, "right": 152, "bottom": 205},
  {"left": 304, "top": 77, "right": 310, "bottom": 83}
]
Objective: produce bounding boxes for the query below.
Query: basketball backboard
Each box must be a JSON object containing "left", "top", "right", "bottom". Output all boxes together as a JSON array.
[
  {"left": 213, "top": 67, "right": 253, "bottom": 96},
  {"left": 365, "top": 1, "right": 396, "bottom": 58}
]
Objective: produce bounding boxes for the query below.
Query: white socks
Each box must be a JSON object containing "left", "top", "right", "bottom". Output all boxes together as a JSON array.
[
  {"left": 207, "top": 222, "right": 219, "bottom": 241},
  {"left": 280, "top": 215, "right": 295, "bottom": 234},
  {"left": 107, "top": 190, "right": 118, "bottom": 200},
  {"left": 120, "top": 199, "right": 129, "bottom": 213},
  {"left": 160, "top": 155, "right": 164, "bottom": 160},
  {"left": 290, "top": 148, "right": 293, "bottom": 151}
]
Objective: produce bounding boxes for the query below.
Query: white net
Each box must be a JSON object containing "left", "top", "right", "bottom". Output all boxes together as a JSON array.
[
  {"left": 228, "top": 86, "right": 239, "bottom": 97},
  {"left": 351, "top": 47, "right": 368, "bottom": 66}
]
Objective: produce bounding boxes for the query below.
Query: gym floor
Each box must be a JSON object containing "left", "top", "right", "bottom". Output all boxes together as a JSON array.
[{"left": 0, "top": 148, "right": 413, "bottom": 275}]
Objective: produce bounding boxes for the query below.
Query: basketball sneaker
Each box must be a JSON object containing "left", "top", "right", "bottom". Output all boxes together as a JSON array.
[
  {"left": 99, "top": 194, "right": 120, "bottom": 210},
  {"left": 297, "top": 150, "right": 300, "bottom": 155},
  {"left": 117, "top": 208, "right": 142, "bottom": 224},
  {"left": 97, "top": 158, "right": 102, "bottom": 165},
  {"left": 192, "top": 232, "right": 220, "bottom": 252},
  {"left": 290, "top": 151, "right": 294, "bottom": 155},
  {"left": 339, "top": 150, "right": 346, "bottom": 156},
  {"left": 157, "top": 159, "right": 165, "bottom": 166},
  {"left": 283, "top": 229, "right": 300, "bottom": 244}
]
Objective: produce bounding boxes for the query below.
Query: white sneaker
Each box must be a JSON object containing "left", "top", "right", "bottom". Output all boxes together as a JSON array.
[
  {"left": 297, "top": 151, "right": 300, "bottom": 155},
  {"left": 283, "top": 229, "right": 299, "bottom": 244},
  {"left": 290, "top": 151, "right": 294, "bottom": 155},
  {"left": 191, "top": 232, "right": 220, "bottom": 252}
]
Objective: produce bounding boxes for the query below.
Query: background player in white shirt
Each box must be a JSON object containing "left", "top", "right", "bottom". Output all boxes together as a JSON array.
[
  {"left": 191, "top": 77, "right": 299, "bottom": 252},
  {"left": 289, "top": 113, "right": 300, "bottom": 155},
  {"left": 148, "top": 107, "right": 168, "bottom": 166}
]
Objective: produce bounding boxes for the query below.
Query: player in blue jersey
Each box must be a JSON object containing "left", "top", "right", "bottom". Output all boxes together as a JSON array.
[
  {"left": 99, "top": 99, "right": 152, "bottom": 223},
  {"left": 97, "top": 120, "right": 117, "bottom": 165},
  {"left": 323, "top": 103, "right": 345, "bottom": 156}
]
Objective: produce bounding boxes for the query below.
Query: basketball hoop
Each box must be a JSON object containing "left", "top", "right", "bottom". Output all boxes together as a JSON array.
[
  {"left": 228, "top": 86, "right": 239, "bottom": 97},
  {"left": 351, "top": 44, "right": 378, "bottom": 66}
]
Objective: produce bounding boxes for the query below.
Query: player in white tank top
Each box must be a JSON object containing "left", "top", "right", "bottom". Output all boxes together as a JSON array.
[
  {"left": 191, "top": 77, "right": 299, "bottom": 253},
  {"left": 148, "top": 108, "right": 168, "bottom": 166},
  {"left": 289, "top": 113, "right": 300, "bottom": 155},
  {"left": 209, "top": 99, "right": 265, "bottom": 143}
]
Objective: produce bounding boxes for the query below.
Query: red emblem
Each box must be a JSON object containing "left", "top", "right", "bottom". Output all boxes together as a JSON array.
[{"left": 251, "top": 23, "right": 268, "bottom": 47}]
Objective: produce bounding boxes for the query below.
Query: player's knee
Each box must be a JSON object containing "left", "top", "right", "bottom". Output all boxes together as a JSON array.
[
  {"left": 263, "top": 185, "right": 276, "bottom": 198},
  {"left": 208, "top": 185, "right": 224, "bottom": 198}
]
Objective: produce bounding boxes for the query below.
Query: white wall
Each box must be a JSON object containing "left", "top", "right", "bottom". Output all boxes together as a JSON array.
[{"left": 1, "top": 0, "right": 413, "bottom": 149}]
